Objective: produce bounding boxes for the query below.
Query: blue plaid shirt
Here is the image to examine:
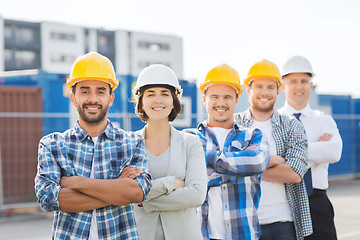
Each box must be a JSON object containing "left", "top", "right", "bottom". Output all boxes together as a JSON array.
[
  {"left": 34, "top": 120, "right": 151, "bottom": 240},
  {"left": 185, "top": 121, "right": 270, "bottom": 240},
  {"left": 235, "top": 110, "right": 313, "bottom": 240}
]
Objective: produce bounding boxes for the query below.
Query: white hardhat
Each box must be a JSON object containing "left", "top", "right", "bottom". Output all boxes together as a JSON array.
[
  {"left": 133, "top": 64, "right": 183, "bottom": 99},
  {"left": 281, "top": 55, "right": 315, "bottom": 77}
]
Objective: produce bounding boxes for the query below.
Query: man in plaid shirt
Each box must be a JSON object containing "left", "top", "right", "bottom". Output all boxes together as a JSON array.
[
  {"left": 34, "top": 52, "right": 151, "bottom": 239},
  {"left": 185, "top": 64, "right": 270, "bottom": 240},
  {"left": 235, "top": 59, "right": 312, "bottom": 240}
]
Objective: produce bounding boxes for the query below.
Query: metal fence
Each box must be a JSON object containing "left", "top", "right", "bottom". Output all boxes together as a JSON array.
[{"left": 0, "top": 113, "right": 359, "bottom": 210}]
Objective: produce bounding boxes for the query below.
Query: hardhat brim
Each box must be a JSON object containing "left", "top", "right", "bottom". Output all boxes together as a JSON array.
[
  {"left": 200, "top": 81, "right": 243, "bottom": 95},
  {"left": 67, "top": 77, "right": 119, "bottom": 91},
  {"left": 244, "top": 75, "right": 282, "bottom": 87}
]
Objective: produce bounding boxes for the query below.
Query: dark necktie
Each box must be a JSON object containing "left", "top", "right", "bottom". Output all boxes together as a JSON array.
[{"left": 293, "top": 112, "right": 313, "bottom": 196}]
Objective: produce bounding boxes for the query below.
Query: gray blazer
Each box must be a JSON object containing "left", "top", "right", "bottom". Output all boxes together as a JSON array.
[{"left": 134, "top": 125, "right": 207, "bottom": 240}]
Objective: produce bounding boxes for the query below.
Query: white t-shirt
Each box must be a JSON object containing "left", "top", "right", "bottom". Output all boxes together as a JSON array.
[
  {"left": 89, "top": 136, "right": 99, "bottom": 240},
  {"left": 207, "top": 127, "right": 232, "bottom": 239},
  {"left": 251, "top": 120, "right": 293, "bottom": 224}
]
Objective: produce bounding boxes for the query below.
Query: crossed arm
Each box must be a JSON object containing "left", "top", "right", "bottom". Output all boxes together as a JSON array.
[
  {"left": 261, "top": 155, "right": 301, "bottom": 183},
  {"left": 308, "top": 117, "right": 343, "bottom": 164},
  {"left": 206, "top": 128, "right": 270, "bottom": 177},
  {"left": 59, "top": 167, "right": 144, "bottom": 212},
  {"left": 35, "top": 139, "right": 151, "bottom": 213},
  {"left": 263, "top": 134, "right": 337, "bottom": 183},
  {"left": 261, "top": 120, "right": 308, "bottom": 184}
]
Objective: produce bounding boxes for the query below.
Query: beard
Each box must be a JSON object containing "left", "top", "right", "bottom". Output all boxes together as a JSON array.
[
  {"left": 249, "top": 95, "right": 276, "bottom": 113},
  {"left": 77, "top": 103, "right": 108, "bottom": 124},
  {"left": 212, "top": 106, "right": 230, "bottom": 123},
  {"left": 214, "top": 116, "right": 229, "bottom": 123},
  {"left": 251, "top": 101, "right": 275, "bottom": 113}
]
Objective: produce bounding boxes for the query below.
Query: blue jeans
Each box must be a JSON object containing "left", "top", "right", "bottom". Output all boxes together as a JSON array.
[{"left": 260, "top": 221, "right": 297, "bottom": 240}]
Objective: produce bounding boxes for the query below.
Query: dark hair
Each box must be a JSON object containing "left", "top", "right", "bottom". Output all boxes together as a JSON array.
[
  {"left": 135, "top": 89, "right": 181, "bottom": 122},
  {"left": 72, "top": 82, "right": 113, "bottom": 94}
]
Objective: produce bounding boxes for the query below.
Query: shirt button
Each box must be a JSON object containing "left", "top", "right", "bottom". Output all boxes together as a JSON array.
[{"left": 89, "top": 148, "right": 93, "bottom": 152}]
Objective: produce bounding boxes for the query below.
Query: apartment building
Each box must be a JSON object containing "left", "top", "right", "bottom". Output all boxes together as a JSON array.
[{"left": 0, "top": 15, "right": 183, "bottom": 78}]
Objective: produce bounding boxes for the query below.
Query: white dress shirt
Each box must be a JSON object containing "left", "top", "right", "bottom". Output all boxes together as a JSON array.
[{"left": 278, "top": 103, "right": 343, "bottom": 189}]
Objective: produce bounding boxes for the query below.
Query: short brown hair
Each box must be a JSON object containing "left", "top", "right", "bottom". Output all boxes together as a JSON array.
[{"left": 135, "top": 89, "right": 181, "bottom": 122}]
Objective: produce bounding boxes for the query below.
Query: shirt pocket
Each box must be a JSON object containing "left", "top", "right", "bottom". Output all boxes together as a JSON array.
[{"left": 109, "top": 158, "right": 132, "bottom": 178}]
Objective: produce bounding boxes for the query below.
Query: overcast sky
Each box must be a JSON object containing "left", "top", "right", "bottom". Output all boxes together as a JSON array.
[{"left": 2, "top": 0, "right": 360, "bottom": 96}]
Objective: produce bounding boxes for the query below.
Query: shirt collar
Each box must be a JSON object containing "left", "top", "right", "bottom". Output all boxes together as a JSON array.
[
  {"left": 242, "top": 108, "right": 282, "bottom": 127},
  {"left": 283, "top": 102, "right": 312, "bottom": 117},
  {"left": 198, "top": 120, "right": 241, "bottom": 132},
  {"left": 73, "top": 119, "right": 116, "bottom": 141}
]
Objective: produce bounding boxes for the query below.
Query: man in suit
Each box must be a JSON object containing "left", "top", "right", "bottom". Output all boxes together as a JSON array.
[{"left": 279, "top": 55, "right": 342, "bottom": 240}]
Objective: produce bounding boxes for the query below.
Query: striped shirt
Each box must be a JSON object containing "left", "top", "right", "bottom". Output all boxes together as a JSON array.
[
  {"left": 235, "top": 109, "right": 313, "bottom": 240},
  {"left": 34, "top": 120, "right": 151, "bottom": 239},
  {"left": 185, "top": 121, "right": 270, "bottom": 240}
]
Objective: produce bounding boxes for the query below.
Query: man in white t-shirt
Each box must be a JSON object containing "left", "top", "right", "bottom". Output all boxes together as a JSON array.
[
  {"left": 279, "top": 55, "right": 342, "bottom": 240},
  {"left": 235, "top": 59, "right": 312, "bottom": 240},
  {"left": 185, "top": 64, "right": 270, "bottom": 240}
]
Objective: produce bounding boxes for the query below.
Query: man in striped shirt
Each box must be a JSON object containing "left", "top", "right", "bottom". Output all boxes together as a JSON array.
[
  {"left": 186, "top": 64, "right": 270, "bottom": 240},
  {"left": 34, "top": 52, "right": 151, "bottom": 239}
]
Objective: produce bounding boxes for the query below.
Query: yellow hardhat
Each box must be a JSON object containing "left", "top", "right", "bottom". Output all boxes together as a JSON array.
[
  {"left": 200, "top": 64, "right": 243, "bottom": 95},
  {"left": 66, "top": 52, "right": 119, "bottom": 91},
  {"left": 244, "top": 59, "right": 282, "bottom": 87}
]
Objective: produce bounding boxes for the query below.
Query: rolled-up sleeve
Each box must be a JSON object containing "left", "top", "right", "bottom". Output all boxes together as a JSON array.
[
  {"left": 212, "top": 128, "right": 270, "bottom": 176},
  {"left": 132, "top": 138, "right": 152, "bottom": 201},
  {"left": 34, "top": 139, "right": 62, "bottom": 212}
]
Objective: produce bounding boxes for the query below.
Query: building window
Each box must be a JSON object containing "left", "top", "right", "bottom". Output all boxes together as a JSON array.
[
  {"left": 4, "top": 49, "right": 13, "bottom": 62},
  {"left": 4, "top": 49, "right": 40, "bottom": 70},
  {"left": 15, "top": 51, "right": 36, "bottom": 66},
  {"left": 138, "top": 41, "right": 170, "bottom": 51},
  {"left": 16, "top": 28, "right": 35, "bottom": 44},
  {"left": 51, "top": 54, "right": 76, "bottom": 63},
  {"left": 50, "top": 32, "right": 76, "bottom": 41},
  {"left": 97, "top": 33, "right": 115, "bottom": 54},
  {"left": 5, "top": 26, "right": 37, "bottom": 45},
  {"left": 4, "top": 26, "right": 13, "bottom": 41}
]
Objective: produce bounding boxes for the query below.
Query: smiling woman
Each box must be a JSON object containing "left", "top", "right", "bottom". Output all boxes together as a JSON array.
[{"left": 130, "top": 64, "right": 207, "bottom": 240}]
